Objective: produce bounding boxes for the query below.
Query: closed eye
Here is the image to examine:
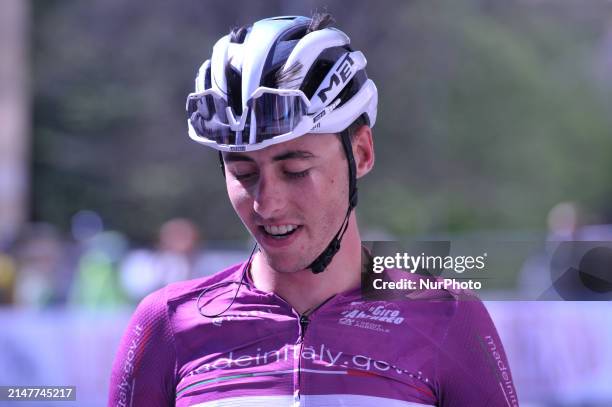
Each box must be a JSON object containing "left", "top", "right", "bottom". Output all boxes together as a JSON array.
[
  {"left": 232, "top": 172, "right": 257, "bottom": 181},
  {"left": 285, "top": 169, "right": 310, "bottom": 179}
]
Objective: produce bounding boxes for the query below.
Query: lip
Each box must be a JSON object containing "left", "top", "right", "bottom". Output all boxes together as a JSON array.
[{"left": 256, "top": 225, "right": 303, "bottom": 249}]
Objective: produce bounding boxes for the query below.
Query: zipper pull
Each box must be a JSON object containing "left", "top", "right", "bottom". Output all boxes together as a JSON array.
[{"left": 299, "top": 315, "right": 309, "bottom": 338}]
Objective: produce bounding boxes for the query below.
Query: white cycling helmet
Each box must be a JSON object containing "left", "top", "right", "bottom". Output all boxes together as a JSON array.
[{"left": 186, "top": 15, "right": 377, "bottom": 152}]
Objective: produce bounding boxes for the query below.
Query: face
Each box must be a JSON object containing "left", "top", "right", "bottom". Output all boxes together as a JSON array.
[{"left": 223, "top": 133, "right": 350, "bottom": 273}]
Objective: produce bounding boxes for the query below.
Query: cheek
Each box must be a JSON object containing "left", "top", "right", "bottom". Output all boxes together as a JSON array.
[
  {"left": 311, "top": 172, "right": 348, "bottom": 214},
  {"left": 226, "top": 182, "right": 252, "bottom": 218},
  {"left": 324, "top": 165, "right": 349, "bottom": 201}
]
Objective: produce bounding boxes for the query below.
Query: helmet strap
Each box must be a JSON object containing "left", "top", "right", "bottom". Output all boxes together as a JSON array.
[
  {"left": 308, "top": 129, "right": 358, "bottom": 274},
  {"left": 218, "top": 151, "right": 226, "bottom": 177}
]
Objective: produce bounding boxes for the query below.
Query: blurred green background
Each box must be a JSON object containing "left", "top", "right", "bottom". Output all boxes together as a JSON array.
[{"left": 28, "top": 0, "right": 612, "bottom": 243}]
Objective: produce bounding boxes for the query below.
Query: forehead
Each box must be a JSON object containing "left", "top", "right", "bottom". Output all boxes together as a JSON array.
[{"left": 223, "top": 133, "right": 341, "bottom": 162}]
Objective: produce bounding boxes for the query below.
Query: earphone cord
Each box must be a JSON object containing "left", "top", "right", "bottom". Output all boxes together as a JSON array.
[{"left": 196, "top": 242, "right": 258, "bottom": 318}]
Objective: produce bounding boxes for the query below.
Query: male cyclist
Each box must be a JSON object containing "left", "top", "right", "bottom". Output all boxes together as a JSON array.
[{"left": 109, "top": 14, "right": 518, "bottom": 407}]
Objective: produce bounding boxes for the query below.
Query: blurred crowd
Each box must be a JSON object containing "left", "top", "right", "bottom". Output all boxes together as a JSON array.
[
  {"left": 2, "top": 202, "right": 611, "bottom": 307},
  {"left": 0, "top": 211, "right": 246, "bottom": 308}
]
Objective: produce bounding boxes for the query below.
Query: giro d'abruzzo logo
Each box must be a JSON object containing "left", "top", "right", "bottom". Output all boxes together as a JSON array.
[{"left": 338, "top": 302, "right": 404, "bottom": 333}]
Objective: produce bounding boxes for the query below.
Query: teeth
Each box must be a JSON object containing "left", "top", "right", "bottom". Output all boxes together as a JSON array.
[{"left": 264, "top": 224, "right": 298, "bottom": 235}]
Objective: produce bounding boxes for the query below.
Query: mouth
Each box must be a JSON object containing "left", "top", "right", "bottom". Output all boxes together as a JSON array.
[{"left": 259, "top": 224, "right": 302, "bottom": 239}]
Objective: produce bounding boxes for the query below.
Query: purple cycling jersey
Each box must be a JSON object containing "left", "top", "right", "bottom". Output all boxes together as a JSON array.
[{"left": 109, "top": 262, "right": 519, "bottom": 407}]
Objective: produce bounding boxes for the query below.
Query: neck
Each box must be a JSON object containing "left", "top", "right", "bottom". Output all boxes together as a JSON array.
[{"left": 250, "top": 213, "right": 362, "bottom": 314}]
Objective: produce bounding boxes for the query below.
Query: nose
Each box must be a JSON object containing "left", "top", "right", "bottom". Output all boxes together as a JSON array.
[{"left": 253, "top": 171, "right": 286, "bottom": 220}]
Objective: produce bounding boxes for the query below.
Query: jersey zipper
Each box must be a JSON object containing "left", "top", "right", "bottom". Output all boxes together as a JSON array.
[
  {"left": 299, "top": 314, "right": 310, "bottom": 340},
  {"left": 294, "top": 313, "right": 309, "bottom": 405},
  {"left": 285, "top": 296, "right": 336, "bottom": 406}
]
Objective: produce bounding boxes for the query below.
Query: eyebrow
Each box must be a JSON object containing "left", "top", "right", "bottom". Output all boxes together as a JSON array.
[{"left": 224, "top": 150, "right": 315, "bottom": 163}]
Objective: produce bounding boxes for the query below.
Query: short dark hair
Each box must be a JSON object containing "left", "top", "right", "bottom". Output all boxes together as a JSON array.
[{"left": 306, "top": 12, "right": 335, "bottom": 33}]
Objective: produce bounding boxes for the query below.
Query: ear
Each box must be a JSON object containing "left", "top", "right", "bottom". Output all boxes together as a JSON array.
[{"left": 352, "top": 125, "right": 375, "bottom": 178}]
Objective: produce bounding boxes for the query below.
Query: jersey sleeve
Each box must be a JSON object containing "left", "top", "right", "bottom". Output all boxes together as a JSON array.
[
  {"left": 434, "top": 298, "right": 519, "bottom": 407},
  {"left": 108, "top": 287, "right": 177, "bottom": 407}
]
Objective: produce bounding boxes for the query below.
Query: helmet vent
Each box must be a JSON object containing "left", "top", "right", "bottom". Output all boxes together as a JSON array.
[{"left": 269, "top": 16, "right": 298, "bottom": 21}]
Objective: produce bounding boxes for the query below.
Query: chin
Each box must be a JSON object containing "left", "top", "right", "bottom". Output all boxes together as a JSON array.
[{"left": 261, "top": 252, "right": 309, "bottom": 274}]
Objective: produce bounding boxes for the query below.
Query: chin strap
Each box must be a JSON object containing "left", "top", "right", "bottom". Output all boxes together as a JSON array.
[
  {"left": 308, "top": 129, "right": 358, "bottom": 274},
  {"left": 218, "top": 151, "right": 226, "bottom": 177}
]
